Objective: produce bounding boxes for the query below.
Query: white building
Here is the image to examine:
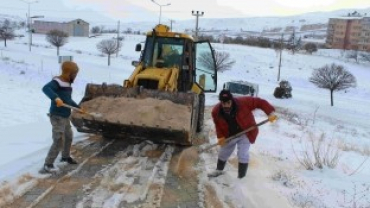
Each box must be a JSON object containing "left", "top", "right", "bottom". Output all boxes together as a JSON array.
[{"left": 32, "top": 18, "right": 89, "bottom": 37}]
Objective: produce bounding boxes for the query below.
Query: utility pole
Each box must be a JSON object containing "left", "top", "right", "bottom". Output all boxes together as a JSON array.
[
  {"left": 169, "top": 19, "right": 175, "bottom": 31},
  {"left": 30, "top": 15, "right": 44, "bottom": 50},
  {"left": 277, "top": 33, "right": 283, "bottom": 82},
  {"left": 291, "top": 29, "right": 295, "bottom": 55},
  {"left": 116, "top": 20, "right": 120, "bottom": 57},
  {"left": 192, "top": 10, "right": 204, "bottom": 40},
  {"left": 20, "top": 0, "right": 38, "bottom": 52}
]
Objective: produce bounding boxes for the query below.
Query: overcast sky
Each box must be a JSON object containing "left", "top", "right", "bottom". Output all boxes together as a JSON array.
[{"left": 1, "top": 0, "right": 370, "bottom": 24}]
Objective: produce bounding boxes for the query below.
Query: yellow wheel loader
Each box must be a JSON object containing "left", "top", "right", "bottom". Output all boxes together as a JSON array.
[{"left": 71, "top": 24, "right": 217, "bottom": 145}]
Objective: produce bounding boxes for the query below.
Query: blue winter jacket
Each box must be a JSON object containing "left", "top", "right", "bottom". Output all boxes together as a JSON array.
[{"left": 42, "top": 77, "right": 79, "bottom": 118}]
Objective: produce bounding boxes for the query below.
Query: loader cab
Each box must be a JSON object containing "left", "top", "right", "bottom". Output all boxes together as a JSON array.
[{"left": 140, "top": 35, "right": 217, "bottom": 93}]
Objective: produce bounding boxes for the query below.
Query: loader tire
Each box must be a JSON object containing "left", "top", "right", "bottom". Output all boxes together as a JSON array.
[{"left": 196, "top": 93, "right": 205, "bottom": 132}]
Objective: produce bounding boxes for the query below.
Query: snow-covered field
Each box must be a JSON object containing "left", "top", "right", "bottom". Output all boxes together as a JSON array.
[{"left": 0, "top": 32, "right": 369, "bottom": 208}]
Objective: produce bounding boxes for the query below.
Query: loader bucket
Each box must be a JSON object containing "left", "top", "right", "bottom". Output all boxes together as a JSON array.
[{"left": 71, "top": 83, "right": 200, "bottom": 145}]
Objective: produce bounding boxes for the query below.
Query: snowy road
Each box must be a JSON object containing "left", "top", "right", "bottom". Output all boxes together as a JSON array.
[
  {"left": 5, "top": 137, "right": 177, "bottom": 208},
  {"left": 2, "top": 113, "right": 295, "bottom": 208}
]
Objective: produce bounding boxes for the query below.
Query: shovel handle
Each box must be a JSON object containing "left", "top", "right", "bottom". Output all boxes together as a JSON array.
[
  {"left": 63, "top": 104, "right": 83, "bottom": 113},
  {"left": 199, "top": 118, "right": 270, "bottom": 153},
  {"left": 63, "top": 104, "right": 102, "bottom": 118}
]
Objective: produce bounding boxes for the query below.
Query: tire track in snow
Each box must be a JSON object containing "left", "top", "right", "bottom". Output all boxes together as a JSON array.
[
  {"left": 27, "top": 139, "right": 116, "bottom": 208},
  {"left": 5, "top": 136, "right": 116, "bottom": 208},
  {"left": 75, "top": 142, "right": 173, "bottom": 208},
  {"left": 5, "top": 137, "right": 189, "bottom": 208},
  {"left": 137, "top": 145, "right": 174, "bottom": 208}
]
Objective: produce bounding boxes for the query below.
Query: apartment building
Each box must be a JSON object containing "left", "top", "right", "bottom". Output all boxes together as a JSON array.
[
  {"left": 326, "top": 16, "right": 370, "bottom": 51},
  {"left": 359, "top": 17, "right": 370, "bottom": 51}
]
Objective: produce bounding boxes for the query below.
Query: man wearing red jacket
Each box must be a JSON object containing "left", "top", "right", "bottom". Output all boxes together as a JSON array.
[{"left": 208, "top": 89, "right": 277, "bottom": 179}]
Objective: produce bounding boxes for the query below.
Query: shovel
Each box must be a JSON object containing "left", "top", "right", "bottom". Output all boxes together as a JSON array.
[
  {"left": 198, "top": 118, "right": 270, "bottom": 153},
  {"left": 176, "top": 118, "right": 272, "bottom": 177},
  {"left": 63, "top": 104, "right": 102, "bottom": 118}
]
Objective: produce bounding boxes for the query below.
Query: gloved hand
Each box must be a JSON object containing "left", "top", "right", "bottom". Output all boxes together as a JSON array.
[
  {"left": 217, "top": 137, "right": 226, "bottom": 146},
  {"left": 80, "top": 107, "right": 87, "bottom": 114},
  {"left": 55, "top": 98, "right": 64, "bottom": 107},
  {"left": 268, "top": 113, "right": 278, "bottom": 123}
]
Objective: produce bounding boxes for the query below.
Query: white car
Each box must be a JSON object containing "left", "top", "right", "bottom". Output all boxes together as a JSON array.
[{"left": 223, "top": 81, "right": 259, "bottom": 97}]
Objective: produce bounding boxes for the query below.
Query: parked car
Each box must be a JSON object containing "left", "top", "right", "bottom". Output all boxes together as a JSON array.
[{"left": 223, "top": 81, "right": 259, "bottom": 97}]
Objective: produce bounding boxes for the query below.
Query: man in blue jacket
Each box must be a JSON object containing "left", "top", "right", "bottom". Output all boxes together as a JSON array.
[{"left": 40, "top": 61, "right": 81, "bottom": 173}]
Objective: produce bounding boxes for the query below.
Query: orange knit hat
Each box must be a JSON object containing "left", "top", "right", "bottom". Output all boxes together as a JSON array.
[{"left": 60, "top": 61, "right": 79, "bottom": 81}]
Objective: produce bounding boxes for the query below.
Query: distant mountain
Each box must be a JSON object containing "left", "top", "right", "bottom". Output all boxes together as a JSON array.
[
  {"left": 1, "top": 7, "right": 369, "bottom": 37},
  {"left": 119, "top": 7, "right": 370, "bottom": 35}
]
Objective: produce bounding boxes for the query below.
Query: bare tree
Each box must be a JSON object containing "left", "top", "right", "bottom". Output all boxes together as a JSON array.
[
  {"left": 19, "top": 21, "right": 26, "bottom": 28},
  {"left": 309, "top": 63, "right": 356, "bottom": 106},
  {"left": 0, "top": 19, "right": 16, "bottom": 47},
  {"left": 304, "top": 43, "right": 318, "bottom": 54},
  {"left": 346, "top": 50, "right": 359, "bottom": 63},
  {"left": 97, "top": 39, "right": 122, "bottom": 66},
  {"left": 90, "top": 26, "right": 101, "bottom": 36},
  {"left": 46, "top": 29, "right": 68, "bottom": 56},
  {"left": 359, "top": 52, "right": 370, "bottom": 62},
  {"left": 198, "top": 50, "right": 235, "bottom": 72},
  {"left": 99, "top": 25, "right": 105, "bottom": 34}
]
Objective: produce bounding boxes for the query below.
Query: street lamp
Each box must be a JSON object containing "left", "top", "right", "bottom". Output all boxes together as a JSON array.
[
  {"left": 19, "top": 0, "right": 38, "bottom": 52},
  {"left": 151, "top": 0, "right": 171, "bottom": 24},
  {"left": 30, "top": 15, "right": 44, "bottom": 51}
]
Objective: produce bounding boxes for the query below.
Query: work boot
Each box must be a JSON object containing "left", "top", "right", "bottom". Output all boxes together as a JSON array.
[
  {"left": 238, "top": 163, "right": 248, "bottom": 179},
  {"left": 208, "top": 159, "right": 226, "bottom": 178},
  {"left": 39, "top": 164, "right": 57, "bottom": 174},
  {"left": 61, "top": 157, "right": 78, "bottom": 164}
]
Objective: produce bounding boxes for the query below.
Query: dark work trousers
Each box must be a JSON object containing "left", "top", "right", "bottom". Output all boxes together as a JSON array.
[{"left": 45, "top": 114, "right": 73, "bottom": 165}]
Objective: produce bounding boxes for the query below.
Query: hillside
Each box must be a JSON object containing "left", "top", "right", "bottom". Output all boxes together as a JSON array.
[
  {"left": 2, "top": 7, "right": 370, "bottom": 33},
  {"left": 119, "top": 7, "right": 370, "bottom": 34}
]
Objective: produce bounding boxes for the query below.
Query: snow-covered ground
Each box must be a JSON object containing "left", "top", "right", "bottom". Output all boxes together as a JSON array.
[{"left": 0, "top": 32, "right": 369, "bottom": 208}]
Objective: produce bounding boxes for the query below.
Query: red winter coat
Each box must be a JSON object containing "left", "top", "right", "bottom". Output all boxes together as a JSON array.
[{"left": 211, "top": 96, "right": 275, "bottom": 144}]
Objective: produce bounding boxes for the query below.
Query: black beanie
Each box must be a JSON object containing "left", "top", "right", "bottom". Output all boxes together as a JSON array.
[{"left": 219, "top": 89, "right": 233, "bottom": 102}]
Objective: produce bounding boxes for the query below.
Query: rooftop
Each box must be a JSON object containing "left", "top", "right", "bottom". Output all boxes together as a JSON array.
[{"left": 33, "top": 18, "right": 88, "bottom": 24}]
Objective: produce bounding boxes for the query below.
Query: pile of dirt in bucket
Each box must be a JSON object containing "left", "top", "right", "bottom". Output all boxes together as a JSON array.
[{"left": 74, "top": 96, "right": 192, "bottom": 130}]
